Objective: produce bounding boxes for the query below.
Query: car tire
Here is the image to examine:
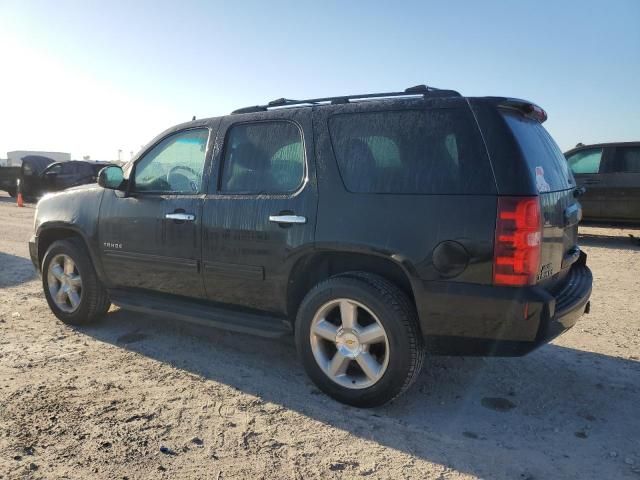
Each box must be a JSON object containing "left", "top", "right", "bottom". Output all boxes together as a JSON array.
[
  {"left": 42, "top": 238, "right": 111, "bottom": 325},
  {"left": 295, "top": 273, "right": 424, "bottom": 407}
]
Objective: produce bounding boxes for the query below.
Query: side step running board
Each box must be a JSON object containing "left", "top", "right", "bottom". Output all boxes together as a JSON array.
[{"left": 108, "top": 289, "right": 292, "bottom": 339}]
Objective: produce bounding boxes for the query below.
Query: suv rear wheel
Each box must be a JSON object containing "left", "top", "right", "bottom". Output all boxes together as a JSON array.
[
  {"left": 42, "top": 238, "right": 110, "bottom": 325},
  {"left": 295, "top": 273, "right": 424, "bottom": 407}
]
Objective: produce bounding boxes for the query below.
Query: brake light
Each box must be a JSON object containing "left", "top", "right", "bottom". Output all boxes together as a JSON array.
[
  {"left": 493, "top": 197, "right": 542, "bottom": 286},
  {"left": 524, "top": 103, "right": 548, "bottom": 123}
]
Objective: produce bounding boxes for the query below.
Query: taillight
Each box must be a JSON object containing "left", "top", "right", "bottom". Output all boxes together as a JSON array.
[{"left": 493, "top": 197, "right": 542, "bottom": 286}]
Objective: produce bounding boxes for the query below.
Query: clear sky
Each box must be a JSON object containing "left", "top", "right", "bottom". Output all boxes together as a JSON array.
[{"left": 1, "top": 0, "right": 638, "bottom": 161}]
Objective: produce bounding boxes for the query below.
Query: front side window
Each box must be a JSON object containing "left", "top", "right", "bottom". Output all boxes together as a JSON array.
[
  {"left": 328, "top": 108, "right": 493, "bottom": 194},
  {"left": 45, "top": 164, "right": 62, "bottom": 175},
  {"left": 220, "top": 121, "right": 304, "bottom": 194},
  {"left": 566, "top": 148, "right": 603, "bottom": 174},
  {"left": 134, "top": 129, "right": 209, "bottom": 193},
  {"left": 612, "top": 146, "right": 640, "bottom": 173}
]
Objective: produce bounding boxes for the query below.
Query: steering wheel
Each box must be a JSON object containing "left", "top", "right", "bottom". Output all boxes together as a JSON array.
[{"left": 167, "top": 166, "right": 199, "bottom": 192}]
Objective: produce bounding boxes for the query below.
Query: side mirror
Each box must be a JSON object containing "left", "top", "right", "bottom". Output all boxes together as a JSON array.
[{"left": 97, "top": 165, "right": 125, "bottom": 190}]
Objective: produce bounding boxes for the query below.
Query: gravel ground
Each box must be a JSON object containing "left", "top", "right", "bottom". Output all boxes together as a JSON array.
[{"left": 0, "top": 192, "right": 639, "bottom": 479}]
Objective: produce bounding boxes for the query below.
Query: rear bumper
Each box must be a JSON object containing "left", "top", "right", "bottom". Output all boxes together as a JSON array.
[{"left": 416, "top": 251, "right": 593, "bottom": 356}]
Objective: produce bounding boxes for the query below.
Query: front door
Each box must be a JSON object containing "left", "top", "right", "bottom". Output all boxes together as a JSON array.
[
  {"left": 202, "top": 110, "right": 317, "bottom": 314},
  {"left": 98, "top": 127, "right": 213, "bottom": 298}
]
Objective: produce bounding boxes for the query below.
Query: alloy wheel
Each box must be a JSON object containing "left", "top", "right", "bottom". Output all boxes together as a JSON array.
[{"left": 309, "top": 298, "right": 390, "bottom": 389}]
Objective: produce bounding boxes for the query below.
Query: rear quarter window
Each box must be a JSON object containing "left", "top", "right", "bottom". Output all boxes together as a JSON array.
[
  {"left": 328, "top": 108, "right": 495, "bottom": 194},
  {"left": 501, "top": 112, "right": 574, "bottom": 192}
]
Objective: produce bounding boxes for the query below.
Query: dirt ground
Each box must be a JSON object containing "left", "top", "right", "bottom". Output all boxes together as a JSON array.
[{"left": 0, "top": 192, "right": 638, "bottom": 480}]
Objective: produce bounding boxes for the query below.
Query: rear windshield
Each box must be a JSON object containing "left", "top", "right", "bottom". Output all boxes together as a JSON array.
[
  {"left": 328, "top": 108, "right": 495, "bottom": 194},
  {"left": 502, "top": 112, "right": 574, "bottom": 192}
]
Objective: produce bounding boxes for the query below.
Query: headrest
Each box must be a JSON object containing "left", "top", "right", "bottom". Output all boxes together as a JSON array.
[
  {"left": 230, "top": 143, "right": 268, "bottom": 171},
  {"left": 344, "top": 138, "right": 376, "bottom": 169}
]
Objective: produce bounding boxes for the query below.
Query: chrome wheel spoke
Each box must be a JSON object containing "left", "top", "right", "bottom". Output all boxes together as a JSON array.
[
  {"left": 312, "top": 319, "right": 338, "bottom": 343},
  {"left": 359, "top": 323, "right": 386, "bottom": 345},
  {"left": 339, "top": 300, "right": 358, "bottom": 330},
  {"left": 63, "top": 257, "right": 75, "bottom": 275},
  {"left": 50, "top": 264, "right": 65, "bottom": 281},
  {"left": 356, "top": 352, "right": 383, "bottom": 381},
  {"left": 328, "top": 351, "right": 350, "bottom": 377},
  {"left": 55, "top": 288, "right": 67, "bottom": 305},
  {"left": 67, "top": 290, "right": 81, "bottom": 309},
  {"left": 68, "top": 274, "right": 82, "bottom": 288}
]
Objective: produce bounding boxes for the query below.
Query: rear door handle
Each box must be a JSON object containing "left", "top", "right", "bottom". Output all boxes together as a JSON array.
[
  {"left": 165, "top": 213, "right": 195, "bottom": 221},
  {"left": 269, "top": 215, "right": 307, "bottom": 224}
]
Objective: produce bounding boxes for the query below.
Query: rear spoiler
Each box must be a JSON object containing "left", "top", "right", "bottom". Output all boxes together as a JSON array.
[{"left": 496, "top": 98, "right": 548, "bottom": 123}]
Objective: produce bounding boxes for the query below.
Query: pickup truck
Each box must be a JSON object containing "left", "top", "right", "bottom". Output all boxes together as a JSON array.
[
  {"left": 0, "top": 157, "right": 112, "bottom": 201},
  {"left": 0, "top": 166, "right": 20, "bottom": 196}
]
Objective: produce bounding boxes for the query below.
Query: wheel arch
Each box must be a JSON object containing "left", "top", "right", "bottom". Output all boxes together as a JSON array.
[
  {"left": 286, "top": 249, "right": 418, "bottom": 325},
  {"left": 36, "top": 223, "right": 104, "bottom": 280}
]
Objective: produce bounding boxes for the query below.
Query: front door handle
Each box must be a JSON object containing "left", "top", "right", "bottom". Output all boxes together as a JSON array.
[
  {"left": 269, "top": 215, "right": 307, "bottom": 224},
  {"left": 165, "top": 213, "right": 195, "bottom": 221}
]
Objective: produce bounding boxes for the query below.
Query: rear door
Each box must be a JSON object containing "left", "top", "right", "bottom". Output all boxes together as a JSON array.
[
  {"left": 598, "top": 145, "right": 640, "bottom": 222},
  {"left": 566, "top": 147, "right": 606, "bottom": 220},
  {"left": 202, "top": 109, "right": 317, "bottom": 314},
  {"left": 501, "top": 112, "right": 580, "bottom": 287}
]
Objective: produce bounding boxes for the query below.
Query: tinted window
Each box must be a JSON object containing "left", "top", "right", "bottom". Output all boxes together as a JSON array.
[
  {"left": 134, "top": 129, "right": 209, "bottom": 193},
  {"left": 502, "top": 113, "right": 574, "bottom": 191},
  {"left": 220, "top": 121, "right": 304, "bottom": 194},
  {"left": 46, "top": 164, "right": 63, "bottom": 175},
  {"left": 328, "top": 109, "right": 493, "bottom": 194},
  {"left": 612, "top": 146, "right": 640, "bottom": 173},
  {"left": 567, "top": 148, "right": 603, "bottom": 174}
]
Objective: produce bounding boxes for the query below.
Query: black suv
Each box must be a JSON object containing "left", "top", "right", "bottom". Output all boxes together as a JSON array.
[
  {"left": 30, "top": 86, "right": 592, "bottom": 407},
  {"left": 565, "top": 142, "right": 640, "bottom": 223}
]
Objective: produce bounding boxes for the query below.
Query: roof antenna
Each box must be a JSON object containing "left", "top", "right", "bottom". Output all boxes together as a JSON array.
[{"left": 192, "top": 115, "right": 196, "bottom": 121}]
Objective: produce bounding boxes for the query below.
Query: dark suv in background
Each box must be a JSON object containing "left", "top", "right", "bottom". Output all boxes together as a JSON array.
[
  {"left": 565, "top": 142, "right": 640, "bottom": 223},
  {"left": 30, "top": 85, "right": 592, "bottom": 406}
]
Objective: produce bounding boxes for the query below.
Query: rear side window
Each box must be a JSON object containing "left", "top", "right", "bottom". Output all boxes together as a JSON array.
[
  {"left": 502, "top": 112, "right": 574, "bottom": 191},
  {"left": 220, "top": 121, "right": 304, "bottom": 194},
  {"left": 612, "top": 146, "right": 640, "bottom": 173},
  {"left": 328, "top": 108, "right": 494, "bottom": 194},
  {"left": 566, "top": 148, "right": 603, "bottom": 174}
]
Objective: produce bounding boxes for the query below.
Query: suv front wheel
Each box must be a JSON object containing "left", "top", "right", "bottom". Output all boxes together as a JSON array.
[
  {"left": 295, "top": 273, "right": 424, "bottom": 407},
  {"left": 42, "top": 238, "right": 111, "bottom": 325}
]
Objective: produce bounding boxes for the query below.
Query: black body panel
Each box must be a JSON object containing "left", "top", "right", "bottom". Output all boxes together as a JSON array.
[{"left": 98, "top": 191, "right": 206, "bottom": 298}]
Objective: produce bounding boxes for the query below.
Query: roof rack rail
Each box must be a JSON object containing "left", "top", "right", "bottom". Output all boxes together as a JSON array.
[{"left": 230, "top": 85, "right": 461, "bottom": 114}]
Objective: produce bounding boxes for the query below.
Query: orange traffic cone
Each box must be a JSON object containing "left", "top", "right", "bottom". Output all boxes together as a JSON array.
[{"left": 16, "top": 179, "right": 24, "bottom": 207}]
